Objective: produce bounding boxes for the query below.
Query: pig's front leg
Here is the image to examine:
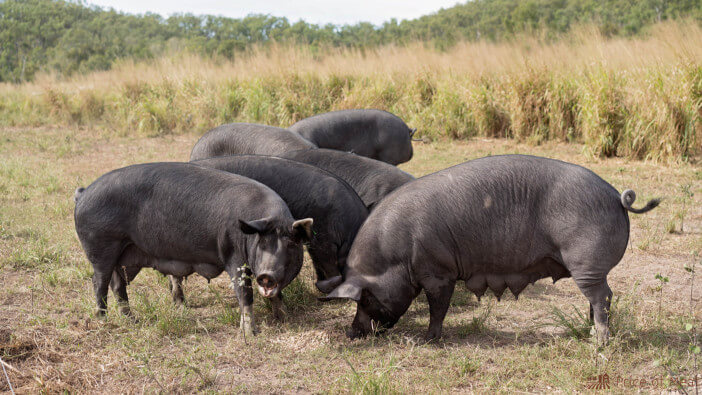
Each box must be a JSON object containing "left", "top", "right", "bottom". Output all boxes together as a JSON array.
[
  {"left": 421, "top": 276, "right": 456, "bottom": 341},
  {"left": 270, "top": 293, "right": 286, "bottom": 321},
  {"left": 228, "top": 264, "right": 257, "bottom": 337}
]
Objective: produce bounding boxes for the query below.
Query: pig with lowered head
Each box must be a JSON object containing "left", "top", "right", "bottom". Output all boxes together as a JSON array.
[{"left": 322, "top": 155, "right": 660, "bottom": 344}]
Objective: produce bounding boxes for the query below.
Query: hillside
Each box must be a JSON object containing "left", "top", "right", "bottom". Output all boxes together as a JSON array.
[{"left": 1, "top": 0, "right": 701, "bottom": 82}]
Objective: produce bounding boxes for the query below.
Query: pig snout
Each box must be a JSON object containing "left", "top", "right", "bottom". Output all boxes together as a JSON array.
[
  {"left": 256, "top": 273, "right": 281, "bottom": 298},
  {"left": 346, "top": 305, "right": 374, "bottom": 339}
]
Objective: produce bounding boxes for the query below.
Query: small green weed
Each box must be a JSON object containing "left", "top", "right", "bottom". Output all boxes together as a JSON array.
[
  {"left": 342, "top": 355, "right": 400, "bottom": 394},
  {"left": 547, "top": 305, "right": 592, "bottom": 340},
  {"left": 457, "top": 298, "right": 493, "bottom": 337}
]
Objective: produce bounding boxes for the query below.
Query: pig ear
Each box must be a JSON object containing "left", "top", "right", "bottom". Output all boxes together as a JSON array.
[
  {"left": 292, "top": 218, "right": 313, "bottom": 241},
  {"left": 239, "top": 218, "right": 270, "bottom": 234},
  {"left": 318, "top": 282, "right": 361, "bottom": 302},
  {"left": 409, "top": 128, "right": 417, "bottom": 138},
  {"left": 315, "top": 275, "right": 344, "bottom": 294}
]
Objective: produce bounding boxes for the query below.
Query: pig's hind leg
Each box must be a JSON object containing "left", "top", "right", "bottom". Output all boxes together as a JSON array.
[
  {"left": 110, "top": 246, "right": 145, "bottom": 315},
  {"left": 562, "top": 248, "right": 616, "bottom": 346},
  {"left": 574, "top": 277, "right": 612, "bottom": 346},
  {"left": 109, "top": 266, "right": 141, "bottom": 316},
  {"left": 168, "top": 275, "right": 185, "bottom": 305},
  {"left": 84, "top": 241, "right": 124, "bottom": 316},
  {"left": 560, "top": 214, "right": 628, "bottom": 346}
]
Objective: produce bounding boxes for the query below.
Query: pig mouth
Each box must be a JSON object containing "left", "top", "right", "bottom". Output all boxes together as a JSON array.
[
  {"left": 256, "top": 273, "right": 282, "bottom": 298},
  {"left": 256, "top": 281, "right": 280, "bottom": 298}
]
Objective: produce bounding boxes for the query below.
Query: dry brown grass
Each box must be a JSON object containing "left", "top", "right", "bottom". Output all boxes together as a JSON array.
[
  {"left": 9, "top": 21, "right": 700, "bottom": 91},
  {"left": 0, "top": 126, "right": 700, "bottom": 392},
  {"left": 2, "top": 22, "right": 700, "bottom": 161}
]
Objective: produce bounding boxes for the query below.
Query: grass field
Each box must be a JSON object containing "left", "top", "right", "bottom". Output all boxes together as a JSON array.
[{"left": 0, "top": 126, "right": 699, "bottom": 393}]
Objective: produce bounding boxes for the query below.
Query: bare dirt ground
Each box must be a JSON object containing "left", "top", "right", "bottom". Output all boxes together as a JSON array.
[{"left": 0, "top": 127, "right": 700, "bottom": 393}]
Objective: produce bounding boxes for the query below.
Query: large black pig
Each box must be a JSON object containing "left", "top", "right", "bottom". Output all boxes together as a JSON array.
[
  {"left": 322, "top": 155, "right": 660, "bottom": 345},
  {"left": 74, "top": 162, "right": 313, "bottom": 336}
]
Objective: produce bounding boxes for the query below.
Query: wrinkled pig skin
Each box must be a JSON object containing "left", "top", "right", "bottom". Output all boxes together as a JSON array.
[
  {"left": 290, "top": 109, "right": 415, "bottom": 165},
  {"left": 190, "top": 122, "right": 315, "bottom": 161}
]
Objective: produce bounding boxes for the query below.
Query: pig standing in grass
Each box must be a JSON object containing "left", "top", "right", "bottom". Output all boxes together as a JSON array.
[
  {"left": 322, "top": 155, "right": 660, "bottom": 344},
  {"left": 289, "top": 109, "right": 416, "bottom": 165},
  {"left": 189, "top": 123, "right": 316, "bottom": 161},
  {"left": 280, "top": 148, "right": 415, "bottom": 211},
  {"left": 74, "top": 162, "right": 312, "bottom": 336}
]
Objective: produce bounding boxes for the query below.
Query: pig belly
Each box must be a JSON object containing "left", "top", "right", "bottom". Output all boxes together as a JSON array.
[
  {"left": 152, "top": 260, "right": 196, "bottom": 277},
  {"left": 152, "top": 260, "right": 223, "bottom": 280},
  {"left": 463, "top": 257, "right": 570, "bottom": 300},
  {"left": 193, "top": 263, "right": 224, "bottom": 280}
]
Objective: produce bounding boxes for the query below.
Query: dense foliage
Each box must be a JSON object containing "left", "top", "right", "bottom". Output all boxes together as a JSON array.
[{"left": 1, "top": 0, "right": 701, "bottom": 82}]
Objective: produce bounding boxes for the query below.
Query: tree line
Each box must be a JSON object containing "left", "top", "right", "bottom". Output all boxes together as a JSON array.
[{"left": 1, "top": 0, "right": 700, "bottom": 82}]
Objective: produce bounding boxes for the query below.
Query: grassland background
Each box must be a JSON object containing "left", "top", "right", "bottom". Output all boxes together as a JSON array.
[{"left": 1, "top": 21, "right": 701, "bottom": 162}]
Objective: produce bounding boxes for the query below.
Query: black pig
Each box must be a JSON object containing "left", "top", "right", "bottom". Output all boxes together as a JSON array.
[
  {"left": 289, "top": 109, "right": 416, "bottom": 165},
  {"left": 190, "top": 123, "right": 315, "bottom": 161},
  {"left": 74, "top": 162, "right": 312, "bottom": 336},
  {"left": 322, "top": 155, "right": 660, "bottom": 344}
]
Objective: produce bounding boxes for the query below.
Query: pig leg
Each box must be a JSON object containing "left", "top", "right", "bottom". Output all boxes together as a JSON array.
[
  {"left": 227, "top": 264, "right": 257, "bottom": 336},
  {"left": 109, "top": 270, "right": 130, "bottom": 315},
  {"left": 574, "top": 277, "right": 612, "bottom": 346},
  {"left": 86, "top": 242, "right": 123, "bottom": 316},
  {"left": 270, "top": 294, "right": 285, "bottom": 321},
  {"left": 168, "top": 275, "right": 185, "bottom": 305},
  {"left": 110, "top": 251, "right": 143, "bottom": 315},
  {"left": 422, "top": 277, "right": 456, "bottom": 341},
  {"left": 110, "top": 264, "right": 141, "bottom": 316},
  {"left": 93, "top": 269, "right": 113, "bottom": 316}
]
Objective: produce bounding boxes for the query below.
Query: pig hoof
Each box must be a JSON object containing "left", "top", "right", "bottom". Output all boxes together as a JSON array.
[
  {"left": 240, "top": 317, "right": 258, "bottom": 337},
  {"left": 118, "top": 305, "right": 132, "bottom": 316},
  {"left": 95, "top": 308, "right": 107, "bottom": 318},
  {"left": 424, "top": 329, "right": 442, "bottom": 343},
  {"left": 272, "top": 307, "right": 286, "bottom": 322},
  {"left": 242, "top": 323, "right": 258, "bottom": 337},
  {"left": 596, "top": 331, "right": 610, "bottom": 347},
  {"left": 590, "top": 326, "right": 610, "bottom": 347},
  {"left": 172, "top": 296, "right": 185, "bottom": 306},
  {"left": 244, "top": 326, "right": 259, "bottom": 337}
]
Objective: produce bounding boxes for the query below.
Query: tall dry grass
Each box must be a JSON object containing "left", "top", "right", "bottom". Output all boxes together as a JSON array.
[{"left": 1, "top": 21, "right": 701, "bottom": 161}]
